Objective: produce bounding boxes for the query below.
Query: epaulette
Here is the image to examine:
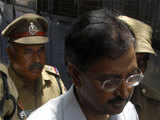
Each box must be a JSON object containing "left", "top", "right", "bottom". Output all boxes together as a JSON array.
[
  {"left": 44, "top": 65, "right": 59, "bottom": 75},
  {"left": 42, "top": 65, "right": 60, "bottom": 78},
  {"left": 42, "top": 65, "right": 63, "bottom": 94}
]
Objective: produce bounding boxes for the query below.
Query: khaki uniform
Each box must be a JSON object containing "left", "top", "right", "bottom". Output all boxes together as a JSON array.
[
  {"left": 131, "top": 83, "right": 160, "bottom": 120},
  {"left": 131, "top": 52, "right": 160, "bottom": 120},
  {"left": 0, "top": 63, "right": 18, "bottom": 120},
  {"left": 8, "top": 65, "right": 66, "bottom": 119}
]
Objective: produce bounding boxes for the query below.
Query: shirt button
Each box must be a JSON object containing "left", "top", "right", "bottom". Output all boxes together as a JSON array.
[{"left": 142, "top": 88, "right": 146, "bottom": 94}]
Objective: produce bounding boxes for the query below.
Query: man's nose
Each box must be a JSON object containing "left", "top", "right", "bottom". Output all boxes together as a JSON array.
[
  {"left": 33, "top": 53, "right": 40, "bottom": 63},
  {"left": 115, "top": 80, "right": 129, "bottom": 99}
]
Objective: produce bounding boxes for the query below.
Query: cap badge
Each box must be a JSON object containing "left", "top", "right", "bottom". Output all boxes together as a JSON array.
[{"left": 29, "top": 22, "right": 38, "bottom": 35}]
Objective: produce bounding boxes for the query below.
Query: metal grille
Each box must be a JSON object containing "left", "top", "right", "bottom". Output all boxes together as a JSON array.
[
  {"left": 37, "top": 0, "right": 77, "bottom": 17},
  {"left": 36, "top": 0, "right": 126, "bottom": 17},
  {"left": 1, "top": 0, "right": 160, "bottom": 49}
]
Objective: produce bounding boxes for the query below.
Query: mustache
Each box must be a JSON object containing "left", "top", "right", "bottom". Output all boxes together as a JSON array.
[
  {"left": 28, "top": 63, "right": 43, "bottom": 71},
  {"left": 108, "top": 96, "right": 129, "bottom": 104}
]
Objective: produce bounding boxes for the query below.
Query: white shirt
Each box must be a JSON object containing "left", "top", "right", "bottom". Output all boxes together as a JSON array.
[{"left": 27, "top": 86, "right": 139, "bottom": 120}]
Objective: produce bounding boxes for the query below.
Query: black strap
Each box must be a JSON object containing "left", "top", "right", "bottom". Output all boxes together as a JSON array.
[
  {"left": 46, "top": 71, "right": 63, "bottom": 95},
  {"left": 4, "top": 95, "right": 17, "bottom": 120},
  {"left": 0, "top": 71, "right": 17, "bottom": 120},
  {"left": 55, "top": 76, "right": 63, "bottom": 95}
]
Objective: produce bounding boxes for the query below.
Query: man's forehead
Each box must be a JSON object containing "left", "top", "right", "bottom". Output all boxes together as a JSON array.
[
  {"left": 87, "top": 67, "right": 139, "bottom": 78},
  {"left": 12, "top": 43, "right": 45, "bottom": 48},
  {"left": 86, "top": 44, "right": 137, "bottom": 74},
  {"left": 136, "top": 53, "right": 146, "bottom": 57}
]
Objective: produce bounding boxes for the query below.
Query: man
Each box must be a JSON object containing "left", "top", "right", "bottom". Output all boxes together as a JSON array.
[
  {"left": 1, "top": 13, "right": 66, "bottom": 120},
  {"left": 118, "top": 16, "right": 159, "bottom": 120},
  {"left": 0, "top": 63, "right": 18, "bottom": 120},
  {"left": 27, "top": 9, "right": 142, "bottom": 120}
]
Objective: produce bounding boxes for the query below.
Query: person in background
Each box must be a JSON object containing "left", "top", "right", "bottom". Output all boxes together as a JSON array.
[
  {"left": 27, "top": 9, "right": 142, "bottom": 120},
  {"left": 1, "top": 13, "right": 66, "bottom": 120},
  {"left": 118, "top": 15, "right": 159, "bottom": 120}
]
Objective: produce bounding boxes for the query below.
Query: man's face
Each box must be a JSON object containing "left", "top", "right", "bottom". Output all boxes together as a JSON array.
[
  {"left": 74, "top": 44, "right": 138, "bottom": 115},
  {"left": 8, "top": 44, "right": 46, "bottom": 82}
]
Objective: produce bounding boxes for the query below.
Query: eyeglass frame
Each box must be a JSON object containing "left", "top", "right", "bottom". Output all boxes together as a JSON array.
[
  {"left": 79, "top": 68, "right": 144, "bottom": 92},
  {"left": 101, "top": 72, "right": 144, "bottom": 92}
]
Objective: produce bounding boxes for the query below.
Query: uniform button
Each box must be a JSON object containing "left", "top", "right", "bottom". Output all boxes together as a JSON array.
[
  {"left": 49, "top": 66, "right": 53, "bottom": 71},
  {"left": 142, "top": 88, "right": 146, "bottom": 94}
]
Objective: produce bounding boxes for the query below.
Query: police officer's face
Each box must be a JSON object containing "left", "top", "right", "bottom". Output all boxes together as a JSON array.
[
  {"left": 8, "top": 44, "right": 46, "bottom": 82},
  {"left": 72, "top": 44, "right": 137, "bottom": 115}
]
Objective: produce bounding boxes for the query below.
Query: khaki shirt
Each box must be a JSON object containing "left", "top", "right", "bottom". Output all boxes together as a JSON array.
[
  {"left": 131, "top": 83, "right": 160, "bottom": 120},
  {"left": 0, "top": 63, "right": 18, "bottom": 120},
  {"left": 8, "top": 65, "right": 66, "bottom": 120}
]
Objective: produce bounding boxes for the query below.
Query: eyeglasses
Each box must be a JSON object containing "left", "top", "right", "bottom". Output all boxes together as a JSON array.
[
  {"left": 79, "top": 67, "right": 144, "bottom": 92},
  {"left": 100, "top": 69, "right": 144, "bottom": 92}
]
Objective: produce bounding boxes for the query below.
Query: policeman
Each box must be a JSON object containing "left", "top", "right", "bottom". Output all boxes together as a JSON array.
[
  {"left": 1, "top": 13, "right": 66, "bottom": 120},
  {"left": 118, "top": 16, "right": 159, "bottom": 120}
]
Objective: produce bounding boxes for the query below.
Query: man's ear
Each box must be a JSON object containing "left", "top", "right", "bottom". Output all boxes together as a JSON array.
[{"left": 67, "top": 62, "right": 82, "bottom": 87}]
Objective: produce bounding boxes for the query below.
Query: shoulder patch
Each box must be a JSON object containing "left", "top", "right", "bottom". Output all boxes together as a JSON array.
[{"left": 43, "top": 65, "right": 60, "bottom": 76}]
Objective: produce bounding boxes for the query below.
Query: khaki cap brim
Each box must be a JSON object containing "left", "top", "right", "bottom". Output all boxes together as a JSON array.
[
  {"left": 136, "top": 39, "right": 156, "bottom": 54},
  {"left": 13, "top": 36, "right": 48, "bottom": 44},
  {"left": 118, "top": 15, "right": 156, "bottom": 55}
]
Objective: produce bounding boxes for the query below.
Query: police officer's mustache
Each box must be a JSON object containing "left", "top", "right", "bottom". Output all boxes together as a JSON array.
[{"left": 29, "top": 63, "right": 43, "bottom": 71}]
